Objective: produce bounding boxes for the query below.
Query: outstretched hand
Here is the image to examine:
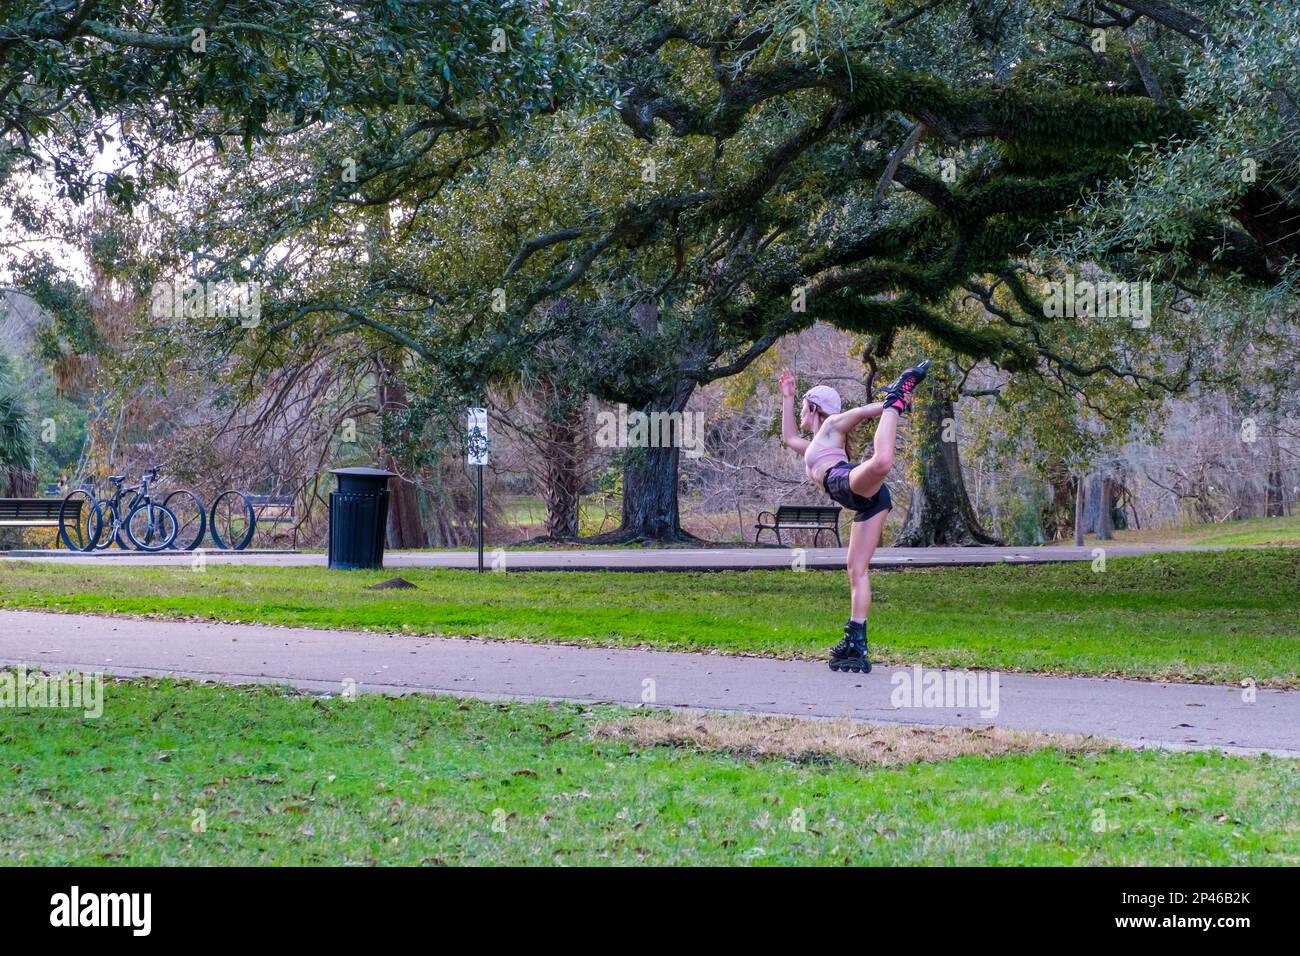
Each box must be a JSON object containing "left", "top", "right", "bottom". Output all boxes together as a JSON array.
[{"left": 778, "top": 368, "right": 796, "bottom": 399}]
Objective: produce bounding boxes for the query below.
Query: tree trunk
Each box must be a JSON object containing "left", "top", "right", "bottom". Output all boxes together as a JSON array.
[
  {"left": 599, "top": 379, "right": 699, "bottom": 544},
  {"left": 1265, "top": 423, "right": 1285, "bottom": 517},
  {"left": 375, "top": 374, "right": 429, "bottom": 549},
  {"left": 1233, "top": 185, "right": 1300, "bottom": 276},
  {"left": 537, "top": 390, "right": 585, "bottom": 540},
  {"left": 895, "top": 395, "right": 999, "bottom": 546},
  {"left": 385, "top": 467, "right": 428, "bottom": 548},
  {"left": 1082, "top": 473, "right": 1099, "bottom": 533},
  {"left": 618, "top": 443, "right": 689, "bottom": 542},
  {"left": 1097, "top": 479, "right": 1114, "bottom": 540},
  {"left": 362, "top": 212, "right": 429, "bottom": 550},
  {"left": 1074, "top": 473, "right": 1085, "bottom": 547},
  {"left": 502, "top": 373, "right": 588, "bottom": 544},
  {"left": 1082, "top": 473, "right": 1114, "bottom": 540},
  {"left": 1041, "top": 476, "right": 1076, "bottom": 541},
  {"left": 2, "top": 465, "right": 35, "bottom": 498}
]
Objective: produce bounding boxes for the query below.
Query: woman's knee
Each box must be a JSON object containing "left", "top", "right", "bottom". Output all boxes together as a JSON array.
[{"left": 869, "top": 450, "right": 894, "bottom": 475}]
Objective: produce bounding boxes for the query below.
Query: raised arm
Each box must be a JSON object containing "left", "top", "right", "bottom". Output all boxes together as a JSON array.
[
  {"left": 831, "top": 402, "right": 886, "bottom": 430},
  {"left": 778, "top": 368, "right": 810, "bottom": 455}
]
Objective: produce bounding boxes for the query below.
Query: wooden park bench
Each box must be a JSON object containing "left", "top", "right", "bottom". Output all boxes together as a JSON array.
[
  {"left": 0, "top": 497, "right": 81, "bottom": 548},
  {"left": 754, "top": 504, "right": 843, "bottom": 547},
  {"left": 248, "top": 495, "right": 296, "bottom": 524}
]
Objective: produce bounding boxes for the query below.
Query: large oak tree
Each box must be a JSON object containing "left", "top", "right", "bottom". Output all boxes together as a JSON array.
[{"left": 110, "top": 0, "right": 1299, "bottom": 541}]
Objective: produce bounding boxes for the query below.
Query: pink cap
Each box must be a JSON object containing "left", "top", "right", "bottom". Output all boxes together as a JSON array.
[{"left": 803, "top": 384, "right": 842, "bottom": 415}]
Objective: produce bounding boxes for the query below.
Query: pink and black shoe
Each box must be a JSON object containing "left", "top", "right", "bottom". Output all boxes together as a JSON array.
[{"left": 880, "top": 358, "right": 930, "bottom": 413}]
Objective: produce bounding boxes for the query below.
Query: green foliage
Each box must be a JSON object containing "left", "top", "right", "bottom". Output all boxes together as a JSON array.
[
  {"left": 1001, "top": 478, "right": 1049, "bottom": 546},
  {"left": 594, "top": 461, "right": 624, "bottom": 499},
  {"left": 1051, "top": 2, "right": 1300, "bottom": 294},
  {"left": 0, "top": 351, "right": 90, "bottom": 487},
  {"left": 9, "top": 257, "right": 103, "bottom": 365},
  {"left": 0, "top": 366, "right": 35, "bottom": 492},
  {"left": 123, "top": 0, "right": 1224, "bottom": 432},
  {"left": 0, "top": 1, "right": 595, "bottom": 202}
]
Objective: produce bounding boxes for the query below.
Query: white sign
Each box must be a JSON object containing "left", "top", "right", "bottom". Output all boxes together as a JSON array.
[{"left": 467, "top": 407, "right": 490, "bottom": 465}]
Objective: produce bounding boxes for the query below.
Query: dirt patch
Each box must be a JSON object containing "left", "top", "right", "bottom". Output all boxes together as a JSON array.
[
  {"left": 593, "top": 711, "right": 1115, "bottom": 768},
  {"left": 366, "top": 577, "right": 419, "bottom": 590}
]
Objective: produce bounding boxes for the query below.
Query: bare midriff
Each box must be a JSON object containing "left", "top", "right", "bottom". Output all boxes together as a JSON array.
[{"left": 804, "top": 428, "right": 849, "bottom": 486}]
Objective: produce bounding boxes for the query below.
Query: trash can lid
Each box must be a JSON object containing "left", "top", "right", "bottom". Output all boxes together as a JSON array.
[{"left": 329, "top": 467, "right": 398, "bottom": 478}]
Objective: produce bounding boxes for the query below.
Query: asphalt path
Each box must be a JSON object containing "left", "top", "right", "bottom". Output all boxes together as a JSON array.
[
  {"left": 2, "top": 543, "right": 1220, "bottom": 570},
  {"left": 1, "top": 609, "right": 1292, "bottom": 756}
]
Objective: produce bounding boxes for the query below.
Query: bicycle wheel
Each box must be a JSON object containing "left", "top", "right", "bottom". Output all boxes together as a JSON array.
[
  {"left": 58, "top": 490, "right": 102, "bottom": 552},
  {"left": 126, "top": 502, "right": 177, "bottom": 552},
  {"left": 163, "top": 490, "right": 207, "bottom": 550},
  {"left": 110, "top": 491, "right": 141, "bottom": 550},
  {"left": 92, "top": 507, "right": 120, "bottom": 550},
  {"left": 209, "top": 490, "right": 256, "bottom": 551}
]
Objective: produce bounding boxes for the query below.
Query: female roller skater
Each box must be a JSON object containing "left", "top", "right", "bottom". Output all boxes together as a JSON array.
[{"left": 778, "top": 359, "right": 930, "bottom": 672}]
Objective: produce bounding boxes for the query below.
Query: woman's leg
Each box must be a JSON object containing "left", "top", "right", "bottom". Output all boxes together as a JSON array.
[
  {"left": 830, "top": 507, "right": 889, "bottom": 672},
  {"left": 847, "top": 407, "right": 899, "bottom": 499},
  {"left": 848, "top": 359, "right": 929, "bottom": 499},
  {"left": 847, "top": 507, "right": 889, "bottom": 621}
]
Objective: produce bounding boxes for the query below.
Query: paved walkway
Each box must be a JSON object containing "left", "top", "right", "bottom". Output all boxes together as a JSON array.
[
  {"left": 1, "top": 609, "right": 1293, "bottom": 756},
  {"left": 2, "top": 543, "right": 1220, "bottom": 571}
]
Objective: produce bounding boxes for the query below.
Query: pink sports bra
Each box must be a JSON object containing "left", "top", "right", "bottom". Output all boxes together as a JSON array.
[{"left": 804, "top": 428, "right": 849, "bottom": 479}]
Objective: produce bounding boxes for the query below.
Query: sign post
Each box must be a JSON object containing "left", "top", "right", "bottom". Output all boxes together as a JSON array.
[{"left": 467, "top": 407, "right": 490, "bottom": 573}]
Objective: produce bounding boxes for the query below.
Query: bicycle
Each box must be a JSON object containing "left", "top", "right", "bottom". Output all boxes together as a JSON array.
[{"left": 92, "top": 467, "right": 179, "bottom": 552}]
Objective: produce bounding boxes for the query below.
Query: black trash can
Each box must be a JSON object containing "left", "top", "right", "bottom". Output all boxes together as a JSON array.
[{"left": 327, "top": 467, "right": 396, "bottom": 570}]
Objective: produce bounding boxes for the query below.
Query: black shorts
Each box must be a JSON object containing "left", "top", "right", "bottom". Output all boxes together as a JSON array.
[{"left": 823, "top": 461, "right": 892, "bottom": 523}]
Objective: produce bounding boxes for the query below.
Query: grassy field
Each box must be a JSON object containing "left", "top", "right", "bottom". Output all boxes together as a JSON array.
[
  {"left": 1107, "top": 513, "right": 1300, "bottom": 548},
  {"left": 2, "top": 549, "right": 1297, "bottom": 686},
  {"left": 1, "top": 678, "right": 1294, "bottom": 865}
]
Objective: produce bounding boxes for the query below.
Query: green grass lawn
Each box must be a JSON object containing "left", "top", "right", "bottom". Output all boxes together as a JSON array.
[
  {"left": 1, "top": 678, "right": 1294, "bottom": 865},
  {"left": 2, "top": 546, "right": 1300, "bottom": 686},
  {"left": 2, "top": 549, "right": 1297, "bottom": 686},
  {"left": 1192, "top": 516, "right": 1300, "bottom": 547},
  {"left": 1109, "top": 513, "right": 1300, "bottom": 547}
]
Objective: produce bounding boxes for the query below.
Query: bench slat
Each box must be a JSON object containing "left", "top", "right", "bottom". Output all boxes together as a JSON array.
[
  {"left": 249, "top": 495, "right": 295, "bottom": 523},
  {"left": 0, "top": 498, "right": 79, "bottom": 527},
  {"left": 773, "top": 506, "right": 839, "bottom": 525}
]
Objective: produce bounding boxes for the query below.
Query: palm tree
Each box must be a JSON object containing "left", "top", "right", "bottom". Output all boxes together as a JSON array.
[{"left": 0, "top": 370, "right": 36, "bottom": 497}]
